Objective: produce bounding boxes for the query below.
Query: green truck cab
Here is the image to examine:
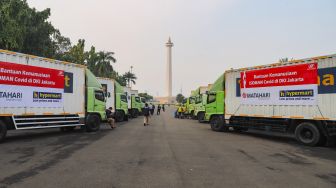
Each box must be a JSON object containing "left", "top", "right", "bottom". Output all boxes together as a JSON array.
[
  {"left": 204, "top": 74, "right": 225, "bottom": 126},
  {"left": 185, "top": 96, "right": 196, "bottom": 117},
  {"left": 194, "top": 93, "right": 208, "bottom": 122},
  {"left": 85, "top": 70, "right": 107, "bottom": 129},
  {"left": 114, "top": 81, "right": 129, "bottom": 122},
  {"left": 130, "top": 95, "right": 142, "bottom": 117}
]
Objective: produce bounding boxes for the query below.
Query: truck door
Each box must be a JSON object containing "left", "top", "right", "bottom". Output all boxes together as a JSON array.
[
  {"left": 94, "top": 90, "right": 106, "bottom": 118},
  {"left": 206, "top": 93, "right": 217, "bottom": 114}
]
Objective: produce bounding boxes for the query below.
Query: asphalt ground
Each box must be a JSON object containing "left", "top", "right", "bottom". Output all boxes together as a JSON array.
[{"left": 0, "top": 107, "right": 335, "bottom": 188}]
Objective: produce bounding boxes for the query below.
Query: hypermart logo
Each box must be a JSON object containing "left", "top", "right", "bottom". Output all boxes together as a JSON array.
[
  {"left": 279, "top": 89, "right": 314, "bottom": 98},
  {"left": 242, "top": 92, "right": 271, "bottom": 99},
  {"left": 33, "top": 91, "right": 62, "bottom": 100},
  {"left": 0, "top": 91, "right": 23, "bottom": 101}
]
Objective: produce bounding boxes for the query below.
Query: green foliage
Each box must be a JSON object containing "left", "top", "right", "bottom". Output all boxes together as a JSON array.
[
  {"left": 0, "top": 0, "right": 66, "bottom": 57},
  {"left": 122, "top": 71, "right": 137, "bottom": 87},
  {"left": 0, "top": 0, "right": 137, "bottom": 84},
  {"left": 176, "top": 93, "right": 185, "bottom": 103}
]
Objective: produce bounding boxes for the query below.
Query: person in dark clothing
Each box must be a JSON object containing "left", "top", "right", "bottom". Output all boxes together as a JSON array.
[
  {"left": 143, "top": 103, "right": 150, "bottom": 126},
  {"left": 150, "top": 104, "right": 155, "bottom": 115},
  {"left": 162, "top": 104, "right": 165, "bottom": 112},
  {"left": 106, "top": 107, "right": 116, "bottom": 129},
  {"left": 157, "top": 105, "right": 161, "bottom": 115}
]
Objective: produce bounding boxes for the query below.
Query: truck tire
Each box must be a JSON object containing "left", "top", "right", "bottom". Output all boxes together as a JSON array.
[
  {"left": 210, "top": 116, "right": 227, "bottom": 132},
  {"left": 86, "top": 114, "right": 101, "bottom": 132},
  {"left": 116, "top": 111, "right": 125, "bottom": 122},
  {"left": 197, "top": 112, "right": 205, "bottom": 123},
  {"left": 295, "top": 122, "right": 321, "bottom": 146},
  {"left": 0, "top": 120, "right": 7, "bottom": 143}
]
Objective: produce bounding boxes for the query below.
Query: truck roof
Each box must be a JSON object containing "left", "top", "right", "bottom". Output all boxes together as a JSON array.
[
  {"left": 226, "top": 53, "right": 336, "bottom": 73},
  {"left": 0, "top": 49, "right": 86, "bottom": 68}
]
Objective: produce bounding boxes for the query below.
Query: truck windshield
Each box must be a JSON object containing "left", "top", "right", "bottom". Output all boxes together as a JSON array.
[
  {"left": 141, "top": 98, "right": 146, "bottom": 103},
  {"left": 135, "top": 97, "right": 141, "bottom": 103},
  {"left": 207, "top": 94, "right": 216, "bottom": 104},
  {"left": 190, "top": 97, "right": 195, "bottom": 104},
  {"left": 121, "top": 95, "right": 127, "bottom": 103},
  {"left": 195, "top": 95, "right": 201, "bottom": 104}
]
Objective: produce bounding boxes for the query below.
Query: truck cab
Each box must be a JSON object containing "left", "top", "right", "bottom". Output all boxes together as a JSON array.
[
  {"left": 130, "top": 95, "right": 142, "bottom": 117},
  {"left": 194, "top": 93, "right": 208, "bottom": 122},
  {"left": 86, "top": 70, "right": 107, "bottom": 126},
  {"left": 186, "top": 97, "right": 196, "bottom": 117},
  {"left": 204, "top": 91, "right": 225, "bottom": 125}
]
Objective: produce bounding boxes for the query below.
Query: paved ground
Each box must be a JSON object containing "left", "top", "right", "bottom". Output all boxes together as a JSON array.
[{"left": 0, "top": 107, "right": 336, "bottom": 188}]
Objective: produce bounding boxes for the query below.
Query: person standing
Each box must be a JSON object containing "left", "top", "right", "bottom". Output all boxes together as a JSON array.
[
  {"left": 106, "top": 107, "right": 116, "bottom": 129},
  {"left": 143, "top": 103, "right": 150, "bottom": 126},
  {"left": 177, "top": 105, "right": 183, "bottom": 119},
  {"left": 162, "top": 104, "right": 165, "bottom": 112},
  {"left": 157, "top": 105, "right": 161, "bottom": 115},
  {"left": 150, "top": 104, "right": 155, "bottom": 115}
]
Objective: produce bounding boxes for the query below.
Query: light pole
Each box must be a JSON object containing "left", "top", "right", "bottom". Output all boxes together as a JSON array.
[{"left": 130, "top": 66, "right": 133, "bottom": 88}]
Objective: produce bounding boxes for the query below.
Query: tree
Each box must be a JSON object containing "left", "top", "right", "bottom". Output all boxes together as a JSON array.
[
  {"left": 176, "top": 93, "right": 185, "bottom": 103},
  {"left": 95, "top": 51, "right": 116, "bottom": 77},
  {"left": 122, "top": 71, "right": 137, "bottom": 87},
  {"left": 0, "top": 0, "right": 67, "bottom": 57}
]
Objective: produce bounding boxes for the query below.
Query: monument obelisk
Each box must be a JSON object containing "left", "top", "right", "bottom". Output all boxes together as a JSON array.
[{"left": 166, "top": 37, "right": 173, "bottom": 103}]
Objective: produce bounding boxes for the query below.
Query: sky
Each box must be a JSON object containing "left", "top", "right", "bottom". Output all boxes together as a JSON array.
[{"left": 27, "top": 0, "right": 336, "bottom": 97}]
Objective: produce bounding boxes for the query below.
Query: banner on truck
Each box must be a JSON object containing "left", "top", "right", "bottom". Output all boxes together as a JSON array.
[
  {"left": 240, "top": 63, "right": 318, "bottom": 105},
  {"left": 0, "top": 61, "right": 64, "bottom": 107}
]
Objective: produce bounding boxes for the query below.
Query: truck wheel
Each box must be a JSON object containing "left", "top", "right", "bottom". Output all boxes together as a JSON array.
[
  {"left": 198, "top": 112, "right": 205, "bottom": 123},
  {"left": 86, "top": 114, "right": 101, "bottom": 132},
  {"left": 0, "top": 120, "right": 7, "bottom": 143},
  {"left": 210, "top": 116, "right": 227, "bottom": 132},
  {"left": 295, "top": 122, "right": 321, "bottom": 146},
  {"left": 116, "top": 111, "right": 125, "bottom": 122}
]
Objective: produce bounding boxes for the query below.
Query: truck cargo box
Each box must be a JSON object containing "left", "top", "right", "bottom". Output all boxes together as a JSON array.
[
  {"left": 225, "top": 54, "right": 336, "bottom": 121},
  {"left": 0, "top": 50, "right": 86, "bottom": 128}
]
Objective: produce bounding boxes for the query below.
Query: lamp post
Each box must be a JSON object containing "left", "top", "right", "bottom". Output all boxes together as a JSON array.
[{"left": 130, "top": 66, "right": 133, "bottom": 88}]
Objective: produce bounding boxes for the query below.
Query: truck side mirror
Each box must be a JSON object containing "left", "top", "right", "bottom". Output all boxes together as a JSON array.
[{"left": 108, "top": 92, "right": 111, "bottom": 98}]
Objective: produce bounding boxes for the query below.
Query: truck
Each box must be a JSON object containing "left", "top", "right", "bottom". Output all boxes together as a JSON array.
[
  {"left": 98, "top": 78, "right": 129, "bottom": 122},
  {"left": 130, "top": 90, "right": 143, "bottom": 117},
  {"left": 205, "top": 54, "right": 336, "bottom": 146},
  {"left": 123, "top": 87, "right": 142, "bottom": 118},
  {"left": 0, "top": 49, "right": 106, "bottom": 142},
  {"left": 193, "top": 86, "right": 210, "bottom": 122}
]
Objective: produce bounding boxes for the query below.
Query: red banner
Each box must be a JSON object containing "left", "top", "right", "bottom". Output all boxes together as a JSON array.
[
  {"left": 0, "top": 61, "right": 64, "bottom": 88},
  {"left": 240, "top": 63, "right": 318, "bottom": 89}
]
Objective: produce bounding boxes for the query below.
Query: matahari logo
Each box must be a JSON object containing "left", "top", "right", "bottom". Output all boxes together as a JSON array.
[{"left": 307, "top": 63, "right": 316, "bottom": 70}]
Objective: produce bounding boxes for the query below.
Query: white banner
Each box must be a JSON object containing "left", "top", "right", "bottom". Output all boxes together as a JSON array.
[
  {"left": 0, "top": 85, "right": 63, "bottom": 107},
  {"left": 241, "top": 84, "right": 317, "bottom": 105}
]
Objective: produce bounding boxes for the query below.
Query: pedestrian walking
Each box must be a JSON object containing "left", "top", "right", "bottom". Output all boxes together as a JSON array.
[
  {"left": 150, "top": 104, "right": 155, "bottom": 115},
  {"left": 143, "top": 103, "right": 150, "bottom": 126},
  {"left": 162, "top": 104, "right": 165, "bottom": 112},
  {"left": 106, "top": 107, "right": 116, "bottom": 129},
  {"left": 157, "top": 105, "right": 161, "bottom": 115}
]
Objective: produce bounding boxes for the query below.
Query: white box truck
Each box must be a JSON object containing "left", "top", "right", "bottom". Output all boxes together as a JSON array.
[
  {"left": 206, "top": 54, "right": 336, "bottom": 146},
  {"left": 0, "top": 49, "right": 106, "bottom": 142}
]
